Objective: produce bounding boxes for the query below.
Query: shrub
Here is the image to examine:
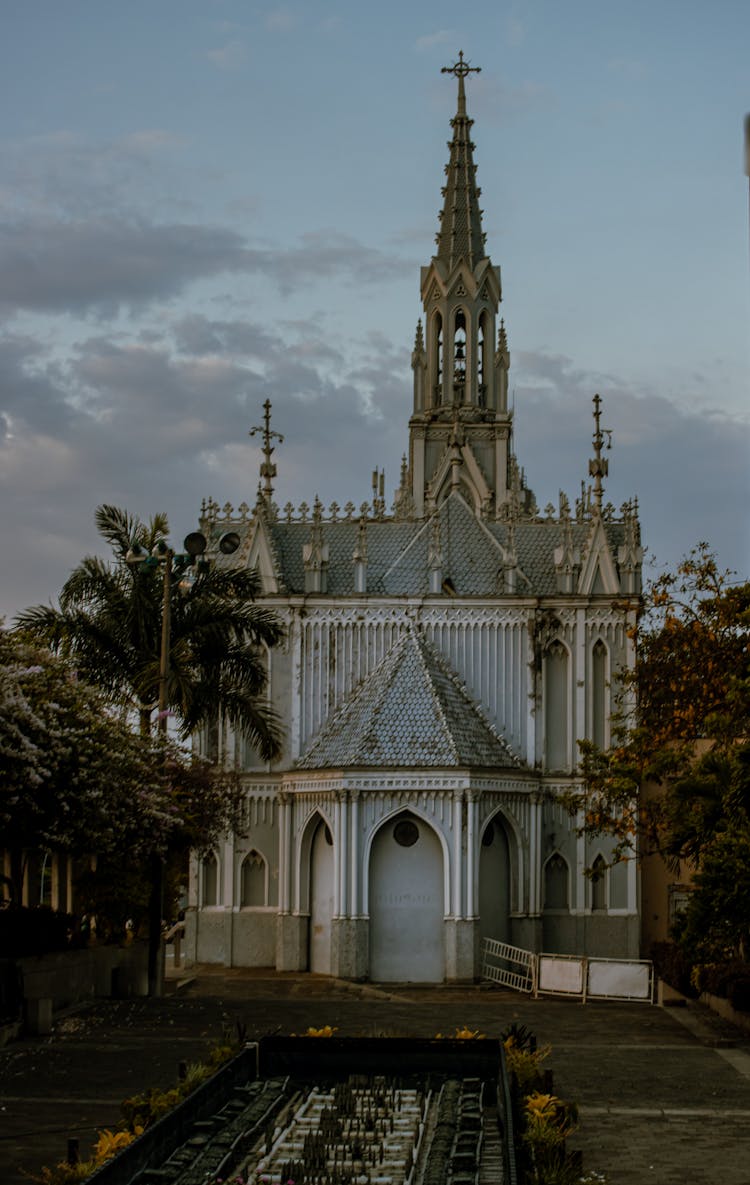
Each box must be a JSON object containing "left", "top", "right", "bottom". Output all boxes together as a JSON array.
[
  {"left": 650, "top": 940, "right": 696, "bottom": 997},
  {"left": 503, "top": 1035, "right": 551, "bottom": 1094},
  {"left": 690, "top": 960, "right": 750, "bottom": 1010}
]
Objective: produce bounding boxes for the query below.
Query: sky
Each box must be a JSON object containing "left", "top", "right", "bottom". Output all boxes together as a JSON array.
[{"left": 1, "top": 0, "right": 748, "bottom": 620}]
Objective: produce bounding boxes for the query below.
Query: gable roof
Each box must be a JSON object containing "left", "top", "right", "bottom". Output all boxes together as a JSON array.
[
  {"left": 295, "top": 627, "right": 522, "bottom": 771},
  {"left": 207, "top": 488, "right": 631, "bottom": 599}
]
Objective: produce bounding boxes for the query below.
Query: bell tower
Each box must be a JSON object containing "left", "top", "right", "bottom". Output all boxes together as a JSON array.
[{"left": 409, "top": 53, "right": 514, "bottom": 519}]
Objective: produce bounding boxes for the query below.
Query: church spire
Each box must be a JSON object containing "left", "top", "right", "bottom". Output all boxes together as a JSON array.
[
  {"left": 437, "top": 52, "right": 486, "bottom": 271},
  {"left": 409, "top": 54, "right": 514, "bottom": 521}
]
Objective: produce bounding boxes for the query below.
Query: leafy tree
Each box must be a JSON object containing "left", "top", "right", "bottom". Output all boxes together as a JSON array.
[
  {"left": 16, "top": 504, "right": 284, "bottom": 754},
  {"left": 565, "top": 545, "right": 750, "bottom": 960}
]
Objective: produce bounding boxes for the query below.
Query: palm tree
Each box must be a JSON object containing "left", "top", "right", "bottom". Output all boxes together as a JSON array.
[
  {"left": 16, "top": 505, "right": 283, "bottom": 757},
  {"left": 16, "top": 505, "right": 284, "bottom": 995}
]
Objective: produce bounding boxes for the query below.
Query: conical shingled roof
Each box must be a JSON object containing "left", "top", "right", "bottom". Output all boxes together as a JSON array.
[
  {"left": 295, "top": 627, "right": 521, "bottom": 770},
  {"left": 436, "top": 66, "right": 486, "bottom": 271}
]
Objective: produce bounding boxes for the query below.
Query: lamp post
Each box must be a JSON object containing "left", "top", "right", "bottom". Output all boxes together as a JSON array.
[{"left": 126, "top": 528, "right": 240, "bottom": 996}]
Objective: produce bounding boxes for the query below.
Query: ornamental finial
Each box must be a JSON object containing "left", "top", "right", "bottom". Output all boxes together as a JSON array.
[
  {"left": 441, "top": 50, "right": 480, "bottom": 116},
  {"left": 249, "top": 398, "right": 284, "bottom": 501},
  {"left": 588, "top": 394, "right": 612, "bottom": 513}
]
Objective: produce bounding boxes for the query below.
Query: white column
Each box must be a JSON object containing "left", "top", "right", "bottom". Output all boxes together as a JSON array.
[
  {"left": 279, "top": 792, "right": 292, "bottom": 912},
  {"left": 466, "top": 791, "right": 477, "bottom": 916},
  {"left": 336, "top": 791, "right": 349, "bottom": 917},
  {"left": 350, "top": 790, "right": 360, "bottom": 914},
  {"left": 452, "top": 792, "right": 463, "bottom": 918},
  {"left": 528, "top": 794, "right": 542, "bottom": 916}
]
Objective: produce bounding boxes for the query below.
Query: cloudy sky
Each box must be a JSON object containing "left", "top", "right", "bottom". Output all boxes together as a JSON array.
[{"left": 1, "top": 0, "right": 748, "bottom": 620}]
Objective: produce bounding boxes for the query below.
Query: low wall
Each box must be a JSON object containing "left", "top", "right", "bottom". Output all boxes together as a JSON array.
[{"left": 17, "top": 943, "right": 149, "bottom": 1032}]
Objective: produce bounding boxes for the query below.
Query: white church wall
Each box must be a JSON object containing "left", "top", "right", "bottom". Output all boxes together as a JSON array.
[{"left": 292, "top": 603, "right": 536, "bottom": 762}]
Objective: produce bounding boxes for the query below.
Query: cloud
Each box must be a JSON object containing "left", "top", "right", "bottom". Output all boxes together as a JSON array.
[
  {"left": 470, "top": 78, "right": 552, "bottom": 125},
  {"left": 207, "top": 41, "right": 247, "bottom": 70},
  {"left": 0, "top": 217, "right": 408, "bottom": 318},
  {"left": 265, "top": 7, "right": 295, "bottom": 33},
  {"left": 0, "top": 218, "right": 251, "bottom": 316},
  {"left": 416, "top": 30, "right": 455, "bottom": 52},
  {"left": 505, "top": 16, "right": 525, "bottom": 47},
  {"left": 513, "top": 349, "right": 750, "bottom": 574},
  {"left": 2, "top": 130, "right": 182, "bottom": 221},
  {"left": 1, "top": 320, "right": 746, "bottom": 625}
]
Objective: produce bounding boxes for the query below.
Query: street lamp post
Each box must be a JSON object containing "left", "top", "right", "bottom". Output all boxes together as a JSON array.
[{"left": 126, "top": 528, "right": 240, "bottom": 996}]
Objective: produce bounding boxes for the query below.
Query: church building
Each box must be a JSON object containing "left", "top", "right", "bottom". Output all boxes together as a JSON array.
[{"left": 184, "top": 56, "right": 644, "bottom": 982}]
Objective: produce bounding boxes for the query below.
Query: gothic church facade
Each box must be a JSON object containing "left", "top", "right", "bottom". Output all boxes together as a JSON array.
[{"left": 185, "top": 59, "right": 643, "bottom": 982}]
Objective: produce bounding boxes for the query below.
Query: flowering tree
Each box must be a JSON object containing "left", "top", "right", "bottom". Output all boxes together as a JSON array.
[{"left": 1, "top": 631, "right": 244, "bottom": 927}]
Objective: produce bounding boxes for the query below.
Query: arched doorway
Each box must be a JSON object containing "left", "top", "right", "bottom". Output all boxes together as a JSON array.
[
  {"left": 368, "top": 812, "right": 444, "bottom": 982},
  {"left": 478, "top": 816, "right": 510, "bottom": 944},
  {"left": 309, "top": 819, "right": 334, "bottom": 973}
]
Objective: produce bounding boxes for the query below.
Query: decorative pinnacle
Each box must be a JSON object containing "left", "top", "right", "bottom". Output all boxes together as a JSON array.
[
  {"left": 441, "top": 50, "right": 481, "bottom": 116},
  {"left": 249, "top": 399, "right": 284, "bottom": 500},
  {"left": 588, "top": 393, "right": 612, "bottom": 512}
]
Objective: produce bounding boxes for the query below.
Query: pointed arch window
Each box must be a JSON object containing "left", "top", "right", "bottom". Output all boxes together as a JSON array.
[
  {"left": 433, "top": 313, "right": 444, "bottom": 405},
  {"left": 202, "top": 852, "right": 218, "bottom": 907},
  {"left": 477, "top": 313, "right": 489, "bottom": 407},
  {"left": 591, "top": 855, "right": 607, "bottom": 912},
  {"left": 544, "top": 853, "right": 569, "bottom": 910},
  {"left": 453, "top": 309, "right": 467, "bottom": 399},
  {"left": 544, "top": 640, "right": 569, "bottom": 772},
  {"left": 240, "top": 849, "right": 267, "bottom": 907},
  {"left": 592, "top": 639, "right": 608, "bottom": 749}
]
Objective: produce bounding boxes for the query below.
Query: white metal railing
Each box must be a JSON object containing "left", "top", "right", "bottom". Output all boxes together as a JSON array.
[
  {"left": 481, "top": 938, "right": 653, "bottom": 1003},
  {"left": 480, "top": 938, "right": 537, "bottom": 993}
]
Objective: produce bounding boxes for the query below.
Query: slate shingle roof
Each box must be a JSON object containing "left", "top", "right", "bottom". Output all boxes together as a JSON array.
[
  {"left": 266, "top": 490, "right": 626, "bottom": 598},
  {"left": 295, "top": 627, "right": 522, "bottom": 770}
]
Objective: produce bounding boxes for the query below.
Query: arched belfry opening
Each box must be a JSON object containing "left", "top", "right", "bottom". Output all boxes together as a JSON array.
[
  {"left": 453, "top": 308, "right": 467, "bottom": 402},
  {"left": 477, "top": 313, "right": 487, "bottom": 406}
]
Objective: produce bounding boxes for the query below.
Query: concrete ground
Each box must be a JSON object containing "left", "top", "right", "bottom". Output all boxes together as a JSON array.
[{"left": 1, "top": 968, "right": 750, "bottom": 1185}]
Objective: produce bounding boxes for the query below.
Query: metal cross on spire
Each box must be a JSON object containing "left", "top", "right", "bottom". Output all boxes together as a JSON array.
[
  {"left": 588, "top": 393, "right": 612, "bottom": 512},
  {"left": 441, "top": 51, "right": 480, "bottom": 115},
  {"left": 249, "top": 398, "right": 284, "bottom": 501}
]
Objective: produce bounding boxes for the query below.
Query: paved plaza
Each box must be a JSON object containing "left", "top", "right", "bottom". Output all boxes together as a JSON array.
[{"left": 1, "top": 969, "right": 750, "bottom": 1185}]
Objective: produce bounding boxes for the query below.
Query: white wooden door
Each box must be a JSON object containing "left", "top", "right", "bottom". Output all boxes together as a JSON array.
[{"left": 368, "top": 814, "right": 444, "bottom": 982}]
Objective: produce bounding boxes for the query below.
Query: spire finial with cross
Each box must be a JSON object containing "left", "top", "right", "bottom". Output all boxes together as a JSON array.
[
  {"left": 588, "top": 393, "right": 612, "bottom": 512},
  {"left": 441, "top": 50, "right": 480, "bottom": 116},
  {"left": 249, "top": 398, "right": 284, "bottom": 501}
]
